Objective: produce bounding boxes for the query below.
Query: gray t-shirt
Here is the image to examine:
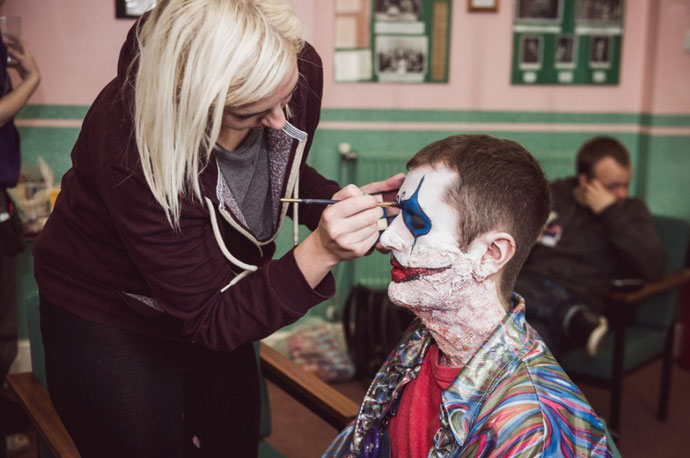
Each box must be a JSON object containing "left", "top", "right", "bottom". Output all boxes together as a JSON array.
[{"left": 214, "top": 128, "right": 273, "bottom": 240}]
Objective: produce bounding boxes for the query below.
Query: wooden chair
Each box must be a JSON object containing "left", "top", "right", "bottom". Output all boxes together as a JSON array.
[
  {"left": 6, "top": 293, "right": 359, "bottom": 457},
  {"left": 559, "top": 215, "right": 690, "bottom": 437}
]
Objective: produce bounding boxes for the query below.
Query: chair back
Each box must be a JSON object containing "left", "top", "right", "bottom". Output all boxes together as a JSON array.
[{"left": 635, "top": 216, "right": 690, "bottom": 328}]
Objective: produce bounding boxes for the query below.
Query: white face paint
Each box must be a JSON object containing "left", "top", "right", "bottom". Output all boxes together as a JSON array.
[
  {"left": 380, "top": 165, "right": 481, "bottom": 309},
  {"left": 379, "top": 164, "right": 507, "bottom": 366}
]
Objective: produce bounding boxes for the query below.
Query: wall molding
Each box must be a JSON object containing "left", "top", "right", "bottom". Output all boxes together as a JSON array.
[{"left": 18, "top": 104, "right": 690, "bottom": 135}]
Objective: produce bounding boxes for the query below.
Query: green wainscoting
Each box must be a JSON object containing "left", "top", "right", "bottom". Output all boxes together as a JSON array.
[
  {"left": 12, "top": 105, "right": 690, "bottom": 337},
  {"left": 17, "top": 126, "right": 79, "bottom": 180}
]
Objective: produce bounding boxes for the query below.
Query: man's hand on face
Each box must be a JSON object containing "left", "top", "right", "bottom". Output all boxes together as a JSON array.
[{"left": 574, "top": 178, "right": 616, "bottom": 214}]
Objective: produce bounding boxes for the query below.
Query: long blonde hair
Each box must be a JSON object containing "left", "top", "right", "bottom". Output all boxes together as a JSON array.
[{"left": 133, "top": 0, "right": 304, "bottom": 226}]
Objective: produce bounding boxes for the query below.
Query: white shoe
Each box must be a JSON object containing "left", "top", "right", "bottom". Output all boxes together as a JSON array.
[{"left": 586, "top": 316, "right": 609, "bottom": 358}]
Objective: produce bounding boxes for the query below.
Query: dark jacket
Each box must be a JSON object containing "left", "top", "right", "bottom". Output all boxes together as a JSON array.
[
  {"left": 34, "top": 22, "right": 340, "bottom": 352},
  {"left": 0, "top": 38, "right": 21, "bottom": 189},
  {"left": 521, "top": 177, "right": 665, "bottom": 310}
]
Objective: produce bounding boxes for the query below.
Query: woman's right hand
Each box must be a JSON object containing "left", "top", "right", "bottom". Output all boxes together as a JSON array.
[
  {"left": 6, "top": 39, "right": 41, "bottom": 83},
  {"left": 294, "top": 185, "right": 383, "bottom": 288}
]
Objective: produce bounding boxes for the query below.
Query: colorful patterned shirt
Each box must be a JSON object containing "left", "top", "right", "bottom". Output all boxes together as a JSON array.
[{"left": 324, "top": 295, "right": 612, "bottom": 457}]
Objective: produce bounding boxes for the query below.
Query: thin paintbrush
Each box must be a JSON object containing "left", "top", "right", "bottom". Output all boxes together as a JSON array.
[{"left": 280, "top": 198, "right": 398, "bottom": 208}]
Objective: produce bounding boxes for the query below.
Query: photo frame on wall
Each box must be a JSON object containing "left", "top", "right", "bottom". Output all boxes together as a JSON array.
[
  {"left": 519, "top": 35, "right": 542, "bottom": 70},
  {"left": 515, "top": 0, "right": 561, "bottom": 22},
  {"left": 334, "top": 0, "right": 452, "bottom": 83},
  {"left": 467, "top": 0, "right": 499, "bottom": 12},
  {"left": 554, "top": 35, "right": 576, "bottom": 69},
  {"left": 589, "top": 35, "right": 612, "bottom": 69},
  {"left": 115, "top": 0, "right": 156, "bottom": 19},
  {"left": 511, "top": 0, "right": 625, "bottom": 85},
  {"left": 576, "top": 0, "right": 623, "bottom": 25}
]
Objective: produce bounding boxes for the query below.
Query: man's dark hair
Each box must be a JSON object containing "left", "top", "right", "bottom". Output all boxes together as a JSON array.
[
  {"left": 576, "top": 136, "right": 630, "bottom": 177},
  {"left": 407, "top": 134, "right": 551, "bottom": 300}
]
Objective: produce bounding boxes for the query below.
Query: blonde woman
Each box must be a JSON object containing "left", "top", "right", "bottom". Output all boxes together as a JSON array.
[{"left": 33, "top": 1, "right": 402, "bottom": 455}]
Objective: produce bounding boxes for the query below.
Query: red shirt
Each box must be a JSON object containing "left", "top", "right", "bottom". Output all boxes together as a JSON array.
[{"left": 388, "top": 342, "right": 462, "bottom": 457}]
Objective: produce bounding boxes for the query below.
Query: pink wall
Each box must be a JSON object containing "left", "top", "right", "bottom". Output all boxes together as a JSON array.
[
  {"left": 308, "top": 0, "right": 656, "bottom": 113},
  {"left": 2, "top": 0, "right": 133, "bottom": 105},
  {"left": 647, "top": 0, "right": 690, "bottom": 114},
  {"left": 3, "top": 0, "right": 688, "bottom": 115}
]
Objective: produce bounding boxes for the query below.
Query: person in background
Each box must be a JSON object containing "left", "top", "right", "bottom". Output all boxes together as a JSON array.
[
  {"left": 0, "top": 2, "right": 40, "bottom": 456},
  {"left": 32, "top": 1, "right": 401, "bottom": 456},
  {"left": 516, "top": 136, "right": 665, "bottom": 358},
  {"left": 325, "top": 134, "right": 612, "bottom": 457}
]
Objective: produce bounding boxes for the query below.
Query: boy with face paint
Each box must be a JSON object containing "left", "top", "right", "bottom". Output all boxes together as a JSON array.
[{"left": 325, "top": 135, "right": 612, "bottom": 457}]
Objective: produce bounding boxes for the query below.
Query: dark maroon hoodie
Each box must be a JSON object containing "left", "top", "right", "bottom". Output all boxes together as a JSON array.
[{"left": 33, "top": 21, "right": 340, "bottom": 351}]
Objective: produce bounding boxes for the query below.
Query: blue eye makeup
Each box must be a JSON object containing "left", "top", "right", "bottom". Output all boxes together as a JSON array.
[{"left": 397, "top": 176, "right": 432, "bottom": 248}]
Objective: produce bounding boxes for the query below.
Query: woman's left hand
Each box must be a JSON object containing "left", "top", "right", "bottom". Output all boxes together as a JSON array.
[
  {"left": 361, "top": 173, "right": 405, "bottom": 205},
  {"left": 361, "top": 173, "right": 405, "bottom": 253}
]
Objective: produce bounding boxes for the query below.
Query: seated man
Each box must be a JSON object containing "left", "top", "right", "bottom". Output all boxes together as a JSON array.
[
  {"left": 516, "top": 136, "right": 665, "bottom": 358},
  {"left": 325, "top": 134, "right": 612, "bottom": 457}
]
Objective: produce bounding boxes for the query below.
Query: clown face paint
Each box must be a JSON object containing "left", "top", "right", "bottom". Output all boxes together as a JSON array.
[
  {"left": 397, "top": 176, "right": 432, "bottom": 250},
  {"left": 379, "top": 165, "right": 507, "bottom": 367}
]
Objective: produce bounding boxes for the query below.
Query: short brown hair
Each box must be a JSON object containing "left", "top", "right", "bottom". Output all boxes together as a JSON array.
[
  {"left": 407, "top": 134, "right": 551, "bottom": 300},
  {"left": 576, "top": 136, "right": 630, "bottom": 177}
]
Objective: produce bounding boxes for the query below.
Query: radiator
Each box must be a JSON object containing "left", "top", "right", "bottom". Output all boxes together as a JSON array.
[{"left": 351, "top": 152, "right": 408, "bottom": 291}]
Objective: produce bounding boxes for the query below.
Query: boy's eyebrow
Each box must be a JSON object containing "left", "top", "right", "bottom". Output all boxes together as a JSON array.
[{"left": 230, "top": 82, "right": 299, "bottom": 119}]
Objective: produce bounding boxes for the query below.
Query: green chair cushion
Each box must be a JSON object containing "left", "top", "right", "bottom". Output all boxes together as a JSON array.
[
  {"left": 636, "top": 216, "right": 689, "bottom": 327},
  {"left": 560, "top": 324, "right": 667, "bottom": 379},
  {"left": 258, "top": 440, "right": 286, "bottom": 458}
]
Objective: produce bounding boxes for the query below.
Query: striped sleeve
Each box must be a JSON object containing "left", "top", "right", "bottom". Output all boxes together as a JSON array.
[
  {"left": 322, "top": 423, "right": 355, "bottom": 457},
  {"left": 459, "top": 360, "right": 612, "bottom": 457}
]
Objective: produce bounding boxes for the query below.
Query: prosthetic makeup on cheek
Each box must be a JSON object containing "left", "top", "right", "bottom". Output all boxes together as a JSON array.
[{"left": 379, "top": 165, "right": 507, "bottom": 367}]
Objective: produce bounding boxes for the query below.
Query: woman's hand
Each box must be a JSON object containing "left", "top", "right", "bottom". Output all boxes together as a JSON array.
[
  {"left": 294, "top": 185, "right": 383, "bottom": 288},
  {"left": 0, "top": 39, "right": 40, "bottom": 128},
  {"left": 361, "top": 173, "right": 406, "bottom": 253},
  {"left": 6, "top": 39, "right": 41, "bottom": 83},
  {"left": 361, "top": 172, "right": 405, "bottom": 207}
]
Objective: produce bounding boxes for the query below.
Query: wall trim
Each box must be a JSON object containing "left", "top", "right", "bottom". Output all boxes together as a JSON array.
[
  {"left": 16, "top": 119, "right": 83, "bottom": 128},
  {"left": 318, "top": 121, "right": 690, "bottom": 136},
  {"left": 18, "top": 104, "right": 690, "bottom": 129},
  {"left": 17, "top": 104, "right": 89, "bottom": 120}
]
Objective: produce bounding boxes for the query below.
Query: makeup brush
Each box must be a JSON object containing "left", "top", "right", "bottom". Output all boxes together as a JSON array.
[{"left": 280, "top": 198, "right": 398, "bottom": 208}]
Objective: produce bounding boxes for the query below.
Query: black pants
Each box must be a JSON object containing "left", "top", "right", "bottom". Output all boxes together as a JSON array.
[
  {"left": 40, "top": 297, "right": 260, "bottom": 458},
  {"left": 0, "top": 254, "right": 17, "bottom": 378},
  {"left": 515, "top": 273, "right": 590, "bottom": 358}
]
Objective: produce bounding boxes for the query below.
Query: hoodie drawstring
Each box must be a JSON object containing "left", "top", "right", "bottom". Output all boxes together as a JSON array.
[
  {"left": 292, "top": 171, "right": 299, "bottom": 246},
  {"left": 205, "top": 197, "right": 258, "bottom": 293}
]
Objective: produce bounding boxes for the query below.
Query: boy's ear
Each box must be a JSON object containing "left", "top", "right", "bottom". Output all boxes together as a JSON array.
[{"left": 468, "top": 231, "right": 516, "bottom": 280}]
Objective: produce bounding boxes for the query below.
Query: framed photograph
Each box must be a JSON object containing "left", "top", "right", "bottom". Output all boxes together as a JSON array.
[
  {"left": 374, "top": 0, "right": 422, "bottom": 22},
  {"left": 554, "top": 35, "right": 576, "bottom": 69},
  {"left": 115, "top": 0, "right": 157, "bottom": 19},
  {"left": 576, "top": 0, "right": 624, "bottom": 25},
  {"left": 515, "top": 0, "right": 561, "bottom": 22},
  {"left": 468, "top": 0, "right": 499, "bottom": 12},
  {"left": 375, "top": 35, "right": 427, "bottom": 83},
  {"left": 519, "top": 35, "right": 542, "bottom": 70},
  {"left": 590, "top": 35, "right": 612, "bottom": 69}
]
